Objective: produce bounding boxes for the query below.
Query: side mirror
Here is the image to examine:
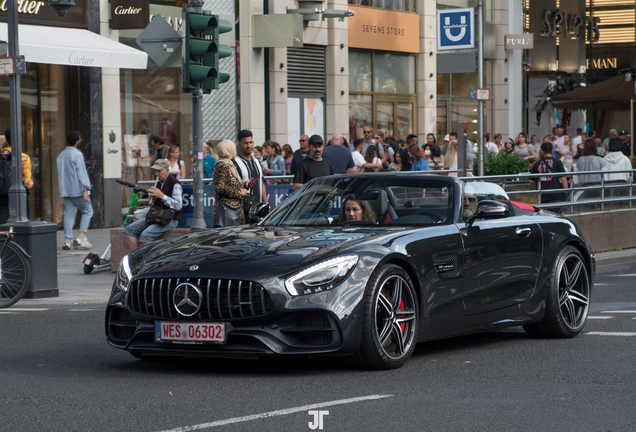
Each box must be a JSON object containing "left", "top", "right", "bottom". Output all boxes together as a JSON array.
[
  {"left": 466, "top": 200, "right": 509, "bottom": 226},
  {"left": 249, "top": 202, "right": 271, "bottom": 221}
]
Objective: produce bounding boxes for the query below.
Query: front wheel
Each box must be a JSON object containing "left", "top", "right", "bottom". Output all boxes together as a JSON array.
[
  {"left": 523, "top": 246, "right": 591, "bottom": 338},
  {"left": 355, "top": 264, "right": 419, "bottom": 370},
  {"left": 0, "top": 241, "right": 31, "bottom": 308}
]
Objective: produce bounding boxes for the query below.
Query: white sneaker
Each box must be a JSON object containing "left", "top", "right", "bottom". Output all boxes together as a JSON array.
[
  {"left": 62, "top": 238, "right": 74, "bottom": 250},
  {"left": 74, "top": 236, "right": 93, "bottom": 249}
]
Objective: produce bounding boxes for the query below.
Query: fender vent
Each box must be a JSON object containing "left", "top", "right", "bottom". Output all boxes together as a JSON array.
[{"left": 434, "top": 253, "right": 460, "bottom": 278}]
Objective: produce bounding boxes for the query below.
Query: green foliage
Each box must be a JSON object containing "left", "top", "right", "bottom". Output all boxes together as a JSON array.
[{"left": 473, "top": 152, "right": 530, "bottom": 176}]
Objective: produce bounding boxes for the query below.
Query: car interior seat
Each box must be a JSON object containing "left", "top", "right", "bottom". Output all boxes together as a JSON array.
[{"left": 359, "top": 189, "right": 398, "bottom": 224}]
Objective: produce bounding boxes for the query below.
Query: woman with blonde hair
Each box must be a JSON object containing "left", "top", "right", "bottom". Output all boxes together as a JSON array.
[
  {"left": 443, "top": 139, "right": 458, "bottom": 177},
  {"left": 213, "top": 140, "right": 248, "bottom": 226},
  {"left": 167, "top": 145, "right": 186, "bottom": 180}
]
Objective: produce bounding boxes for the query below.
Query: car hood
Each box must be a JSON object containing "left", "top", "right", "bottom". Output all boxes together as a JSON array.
[{"left": 131, "top": 226, "right": 400, "bottom": 278}]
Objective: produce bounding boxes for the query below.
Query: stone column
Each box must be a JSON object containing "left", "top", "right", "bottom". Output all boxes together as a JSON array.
[
  {"left": 239, "top": 0, "right": 266, "bottom": 145},
  {"left": 492, "top": 0, "right": 510, "bottom": 139},
  {"left": 326, "top": 0, "right": 349, "bottom": 142},
  {"left": 99, "top": 0, "right": 122, "bottom": 227},
  {"left": 267, "top": 0, "right": 289, "bottom": 145},
  {"left": 418, "top": 0, "right": 437, "bottom": 142}
]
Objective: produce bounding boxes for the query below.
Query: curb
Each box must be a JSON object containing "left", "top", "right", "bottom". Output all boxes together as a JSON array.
[{"left": 595, "top": 250, "right": 636, "bottom": 267}]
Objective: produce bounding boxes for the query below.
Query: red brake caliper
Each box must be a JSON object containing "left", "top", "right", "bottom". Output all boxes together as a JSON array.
[{"left": 398, "top": 298, "right": 406, "bottom": 333}]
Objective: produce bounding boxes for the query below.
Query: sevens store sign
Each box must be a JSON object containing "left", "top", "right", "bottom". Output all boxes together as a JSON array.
[{"left": 437, "top": 8, "right": 474, "bottom": 51}]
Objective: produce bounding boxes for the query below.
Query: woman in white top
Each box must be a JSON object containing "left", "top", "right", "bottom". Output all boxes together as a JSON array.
[{"left": 167, "top": 145, "right": 186, "bottom": 180}]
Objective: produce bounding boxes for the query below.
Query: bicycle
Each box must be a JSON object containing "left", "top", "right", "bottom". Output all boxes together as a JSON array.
[{"left": 0, "top": 228, "right": 32, "bottom": 308}]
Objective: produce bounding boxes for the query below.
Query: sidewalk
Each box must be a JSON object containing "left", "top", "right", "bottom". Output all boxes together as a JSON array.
[{"left": 11, "top": 227, "right": 636, "bottom": 307}]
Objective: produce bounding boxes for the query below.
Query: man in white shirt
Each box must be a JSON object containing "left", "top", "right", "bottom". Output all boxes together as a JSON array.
[
  {"left": 233, "top": 129, "right": 266, "bottom": 203},
  {"left": 351, "top": 139, "right": 383, "bottom": 173}
]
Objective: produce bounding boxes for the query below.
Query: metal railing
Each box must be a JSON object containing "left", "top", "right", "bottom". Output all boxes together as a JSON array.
[{"left": 134, "top": 168, "right": 636, "bottom": 215}]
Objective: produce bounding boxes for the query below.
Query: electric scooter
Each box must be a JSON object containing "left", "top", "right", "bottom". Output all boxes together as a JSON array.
[{"left": 82, "top": 179, "right": 149, "bottom": 275}]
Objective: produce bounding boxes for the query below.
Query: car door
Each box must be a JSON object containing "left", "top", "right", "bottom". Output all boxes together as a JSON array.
[{"left": 460, "top": 214, "right": 542, "bottom": 316}]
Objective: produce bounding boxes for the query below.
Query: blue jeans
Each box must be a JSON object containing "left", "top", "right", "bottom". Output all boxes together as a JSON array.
[
  {"left": 123, "top": 218, "right": 178, "bottom": 244},
  {"left": 64, "top": 196, "right": 93, "bottom": 239}
]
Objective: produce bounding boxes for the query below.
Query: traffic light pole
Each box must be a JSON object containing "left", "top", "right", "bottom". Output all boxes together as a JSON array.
[
  {"left": 189, "top": 0, "right": 206, "bottom": 232},
  {"left": 477, "top": 1, "right": 485, "bottom": 177}
]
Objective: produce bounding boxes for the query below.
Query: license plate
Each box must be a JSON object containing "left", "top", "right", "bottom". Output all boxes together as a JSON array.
[
  {"left": 155, "top": 322, "right": 225, "bottom": 344},
  {"left": 83, "top": 258, "right": 93, "bottom": 266}
]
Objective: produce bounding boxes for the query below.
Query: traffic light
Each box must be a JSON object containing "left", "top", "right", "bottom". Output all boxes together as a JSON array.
[{"left": 182, "top": 8, "right": 232, "bottom": 93}]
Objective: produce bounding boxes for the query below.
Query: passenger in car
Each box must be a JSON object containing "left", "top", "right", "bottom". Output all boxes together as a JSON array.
[
  {"left": 338, "top": 195, "right": 377, "bottom": 224},
  {"left": 463, "top": 185, "right": 479, "bottom": 220}
]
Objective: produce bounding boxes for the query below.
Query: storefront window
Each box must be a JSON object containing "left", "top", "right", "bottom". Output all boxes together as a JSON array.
[
  {"left": 348, "top": 0, "right": 416, "bottom": 12},
  {"left": 349, "top": 94, "right": 373, "bottom": 141},
  {"left": 349, "top": 50, "right": 417, "bottom": 141},
  {"left": 0, "top": 63, "right": 83, "bottom": 223},
  {"left": 120, "top": 67, "right": 192, "bottom": 188},
  {"left": 349, "top": 51, "right": 372, "bottom": 92},
  {"left": 374, "top": 53, "right": 415, "bottom": 94}
]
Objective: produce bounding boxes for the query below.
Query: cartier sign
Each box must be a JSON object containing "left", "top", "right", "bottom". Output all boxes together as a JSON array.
[
  {"left": 110, "top": 0, "right": 149, "bottom": 30},
  {"left": 0, "top": 0, "right": 87, "bottom": 28}
]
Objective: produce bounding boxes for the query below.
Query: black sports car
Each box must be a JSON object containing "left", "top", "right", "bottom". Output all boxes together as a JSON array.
[{"left": 106, "top": 174, "right": 594, "bottom": 369}]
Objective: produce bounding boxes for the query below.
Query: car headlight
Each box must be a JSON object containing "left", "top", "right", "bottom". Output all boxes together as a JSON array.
[
  {"left": 285, "top": 255, "right": 358, "bottom": 296},
  {"left": 115, "top": 255, "right": 132, "bottom": 292}
]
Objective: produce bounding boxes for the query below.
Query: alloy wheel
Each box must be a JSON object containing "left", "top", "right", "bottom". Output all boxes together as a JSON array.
[
  {"left": 374, "top": 275, "right": 416, "bottom": 359},
  {"left": 557, "top": 253, "right": 590, "bottom": 330}
]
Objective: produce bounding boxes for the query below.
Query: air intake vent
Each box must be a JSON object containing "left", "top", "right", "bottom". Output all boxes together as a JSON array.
[{"left": 287, "top": 45, "right": 326, "bottom": 94}]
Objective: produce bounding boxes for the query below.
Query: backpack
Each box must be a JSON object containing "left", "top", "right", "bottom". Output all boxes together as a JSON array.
[{"left": 0, "top": 151, "right": 12, "bottom": 195}]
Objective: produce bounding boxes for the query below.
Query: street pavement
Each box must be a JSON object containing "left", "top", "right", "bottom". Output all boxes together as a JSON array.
[{"left": 10, "top": 227, "right": 636, "bottom": 306}]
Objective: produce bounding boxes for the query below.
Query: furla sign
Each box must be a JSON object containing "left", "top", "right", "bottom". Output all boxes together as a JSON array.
[{"left": 110, "top": 0, "right": 148, "bottom": 29}]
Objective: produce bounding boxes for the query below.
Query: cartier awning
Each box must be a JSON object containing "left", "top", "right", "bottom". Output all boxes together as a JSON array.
[
  {"left": 550, "top": 76, "right": 634, "bottom": 112},
  {"left": 0, "top": 23, "right": 148, "bottom": 69}
]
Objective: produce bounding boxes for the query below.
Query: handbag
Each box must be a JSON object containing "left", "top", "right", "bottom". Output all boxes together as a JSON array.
[
  {"left": 215, "top": 201, "right": 241, "bottom": 227},
  {"left": 146, "top": 203, "right": 175, "bottom": 226},
  {"left": 243, "top": 194, "right": 258, "bottom": 219}
]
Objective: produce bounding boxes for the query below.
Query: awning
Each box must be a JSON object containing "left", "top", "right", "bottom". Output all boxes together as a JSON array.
[
  {"left": 550, "top": 76, "right": 635, "bottom": 112},
  {"left": 0, "top": 23, "right": 147, "bottom": 69}
]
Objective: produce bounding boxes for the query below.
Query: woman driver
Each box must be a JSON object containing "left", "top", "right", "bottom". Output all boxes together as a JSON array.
[{"left": 338, "top": 195, "right": 377, "bottom": 224}]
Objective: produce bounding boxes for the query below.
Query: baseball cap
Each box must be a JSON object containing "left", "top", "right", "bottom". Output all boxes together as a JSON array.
[
  {"left": 308, "top": 134, "right": 324, "bottom": 146},
  {"left": 151, "top": 159, "right": 169, "bottom": 170},
  {"left": 620, "top": 130, "right": 627, "bottom": 135},
  {"left": 443, "top": 134, "right": 450, "bottom": 142}
]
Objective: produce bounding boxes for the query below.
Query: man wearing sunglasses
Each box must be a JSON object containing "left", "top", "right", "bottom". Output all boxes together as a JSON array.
[
  {"left": 463, "top": 184, "right": 478, "bottom": 220},
  {"left": 361, "top": 127, "right": 386, "bottom": 166},
  {"left": 290, "top": 134, "right": 311, "bottom": 176}
]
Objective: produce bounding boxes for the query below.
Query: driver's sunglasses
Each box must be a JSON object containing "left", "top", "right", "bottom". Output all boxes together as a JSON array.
[{"left": 465, "top": 197, "right": 477, "bottom": 203}]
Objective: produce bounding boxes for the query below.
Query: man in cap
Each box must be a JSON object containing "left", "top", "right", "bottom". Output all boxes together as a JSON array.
[
  {"left": 292, "top": 134, "right": 334, "bottom": 191},
  {"left": 123, "top": 159, "right": 183, "bottom": 251}
]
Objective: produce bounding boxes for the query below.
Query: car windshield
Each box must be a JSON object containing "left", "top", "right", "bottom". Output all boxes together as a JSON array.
[{"left": 264, "top": 176, "right": 452, "bottom": 227}]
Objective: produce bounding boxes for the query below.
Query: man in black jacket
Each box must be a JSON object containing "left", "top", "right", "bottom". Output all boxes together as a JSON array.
[{"left": 123, "top": 159, "right": 183, "bottom": 251}]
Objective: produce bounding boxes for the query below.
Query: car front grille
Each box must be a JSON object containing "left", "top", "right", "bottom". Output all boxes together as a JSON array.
[{"left": 127, "top": 277, "right": 274, "bottom": 320}]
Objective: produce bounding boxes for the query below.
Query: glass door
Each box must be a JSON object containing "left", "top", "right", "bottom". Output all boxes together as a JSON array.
[{"left": 374, "top": 95, "right": 416, "bottom": 141}]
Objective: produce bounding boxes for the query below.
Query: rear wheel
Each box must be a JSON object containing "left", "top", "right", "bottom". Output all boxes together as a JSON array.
[
  {"left": 83, "top": 255, "right": 99, "bottom": 275},
  {"left": 0, "top": 241, "right": 31, "bottom": 308},
  {"left": 523, "top": 246, "right": 590, "bottom": 338},
  {"left": 355, "top": 264, "right": 418, "bottom": 370}
]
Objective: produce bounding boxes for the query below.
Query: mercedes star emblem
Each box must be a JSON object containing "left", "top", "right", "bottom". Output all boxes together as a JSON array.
[
  {"left": 189, "top": 265, "right": 199, "bottom": 271},
  {"left": 173, "top": 283, "right": 203, "bottom": 316}
]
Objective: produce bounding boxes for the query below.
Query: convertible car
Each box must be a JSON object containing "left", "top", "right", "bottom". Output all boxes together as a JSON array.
[{"left": 105, "top": 174, "right": 594, "bottom": 369}]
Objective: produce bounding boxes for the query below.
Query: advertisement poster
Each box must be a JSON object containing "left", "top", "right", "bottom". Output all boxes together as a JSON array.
[
  {"left": 527, "top": 77, "right": 551, "bottom": 140},
  {"left": 304, "top": 98, "right": 324, "bottom": 139},
  {"left": 123, "top": 134, "right": 151, "bottom": 168}
]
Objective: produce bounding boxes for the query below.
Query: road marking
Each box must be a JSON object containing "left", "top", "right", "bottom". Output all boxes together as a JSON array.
[
  {"left": 601, "top": 311, "right": 636, "bottom": 313},
  {"left": 69, "top": 309, "right": 99, "bottom": 311},
  {"left": 0, "top": 312, "right": 18, "bottom": 314},
  {"left": 609, "top": 274, "right": 636, "bottom": 277},
  {"left": 5, "top": 308, "right": 49, "bottom": 311},
  {"left": 586, "top": 332, "right": 636, "bottom": 336},
  {"left": 157, "top": 394, "right": 393, "bottom": 432},
  {"left": 587, "top": 316, "right": 613, "bottom": 319}
]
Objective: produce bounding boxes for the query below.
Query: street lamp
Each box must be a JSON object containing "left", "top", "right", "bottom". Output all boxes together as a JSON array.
[{"left": 45, "top": 0, "right": 77, "bottom": 17}]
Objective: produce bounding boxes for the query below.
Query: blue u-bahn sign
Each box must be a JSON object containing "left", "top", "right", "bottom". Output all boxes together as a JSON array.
[{"left": 437, "top": 8, "right": 474, "bottom": 51}]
